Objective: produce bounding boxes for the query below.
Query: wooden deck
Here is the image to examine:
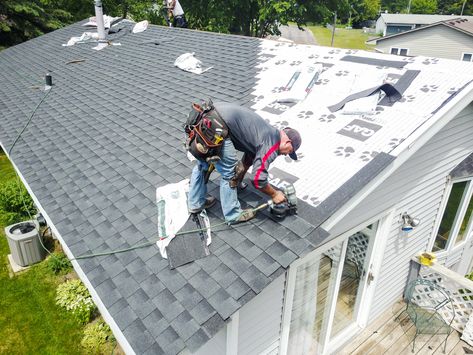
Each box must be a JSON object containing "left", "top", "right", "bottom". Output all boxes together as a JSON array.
[{"left": 339, "top": 300, "right": 473, "bottom": 355}]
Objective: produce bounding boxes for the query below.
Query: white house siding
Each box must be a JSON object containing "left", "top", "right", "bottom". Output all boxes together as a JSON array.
[
  {"left": 237, "top": 274, "right": 285, "bottom": 355},
  {"left": 327, "top": 103, "right": 473, "bottom": 323},
  {"left": 376, "top": 25, "right": 473, "bottom": 60},
  {"left": 375, "top": 17, "right": 387, "bottom": 35}
]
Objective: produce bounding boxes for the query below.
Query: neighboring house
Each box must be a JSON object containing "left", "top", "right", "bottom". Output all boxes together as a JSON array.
[
  {"left": 369, "top": 18, "right": 473, "bottom": 61},
  {"left": 375, "top": 13, "right": 473, "bottom": 36},
  {"left": 2, "top": 19, "right": 473, "bottom": 355}
]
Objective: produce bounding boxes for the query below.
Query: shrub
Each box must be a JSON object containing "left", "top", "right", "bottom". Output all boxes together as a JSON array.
[
  {"left": 56, "top": 279, "right": 97, "bottom": 324},
  {"left": 0, "top": 179, "right": 36, "bottom": 225},
  {"left": 46, "top": 253, "right": 72, "bottom": 275},
  {"left": 81, "top": 321, "right": 115, "bottom": 354}
]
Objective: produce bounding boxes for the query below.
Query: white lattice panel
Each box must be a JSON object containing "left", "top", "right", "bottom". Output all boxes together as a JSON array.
[{"left": 419, "top": 266, "right": 473, "bottom": 335}]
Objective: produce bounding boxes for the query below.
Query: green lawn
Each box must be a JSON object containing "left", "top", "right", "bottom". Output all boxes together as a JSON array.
[
  {"left": 0, "top": 152, "right": 85, "bottom": 354},
  {"left": 308, "top": 25, "right": 376, "bottom": 50}
]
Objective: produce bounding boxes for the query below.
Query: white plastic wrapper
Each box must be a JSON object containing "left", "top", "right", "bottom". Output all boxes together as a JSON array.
[{"left": 174, "top": 52, "right": 213, "bottom": 74}]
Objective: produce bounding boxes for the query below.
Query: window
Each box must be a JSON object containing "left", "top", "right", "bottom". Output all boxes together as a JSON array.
[
  {"left": 390, "top": 47, "right": 409, "bottom": 56},
  {"left": 433, "top": 179, "right": 473, "bottom": 252},
  {"left": 462, "top": 53, "right": 473, "bottom": 62}
]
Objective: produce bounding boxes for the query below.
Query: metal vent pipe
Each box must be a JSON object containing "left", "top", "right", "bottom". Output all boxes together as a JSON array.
[{"left": 94, "top": 0, "right": 106, "bottom": 40}]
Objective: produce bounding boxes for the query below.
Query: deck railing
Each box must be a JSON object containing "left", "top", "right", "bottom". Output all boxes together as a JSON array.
[{"left": 408, "top": 257, "right": 473, "bottom": 344}]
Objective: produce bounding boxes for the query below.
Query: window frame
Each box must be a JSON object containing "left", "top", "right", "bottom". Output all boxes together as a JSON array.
[
  {"left": 462, "top": 52, "right": 473, "bottom": 62},
  {"left": 431, "top": 177, "right": 473, "bottom": 254},
  {"left": 389, "top": 47, "right": 409, "bottom": 56}
]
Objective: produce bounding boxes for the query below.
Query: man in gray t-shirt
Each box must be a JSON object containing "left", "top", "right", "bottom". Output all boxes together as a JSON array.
[{"left": 187, "top": 102, "right": 301, "bottom": 223}]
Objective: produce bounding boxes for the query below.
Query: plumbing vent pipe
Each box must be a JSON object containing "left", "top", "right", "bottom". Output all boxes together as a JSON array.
[{"left": 94, "top": 0, "right": 106, "bottom": 40}]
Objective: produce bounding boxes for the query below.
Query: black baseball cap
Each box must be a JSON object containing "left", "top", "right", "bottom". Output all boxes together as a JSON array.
[{"left": 284, "top": 127, "right": 301, "bottom": 160}]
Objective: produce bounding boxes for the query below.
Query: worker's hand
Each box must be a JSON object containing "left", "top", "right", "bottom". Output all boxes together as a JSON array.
[{"left": 272, "top": 190, "right": 286, "bottom": 205}]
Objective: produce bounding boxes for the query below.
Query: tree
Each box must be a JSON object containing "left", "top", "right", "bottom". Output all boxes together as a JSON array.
[
  {"left": 410, "top": 0, "right": 438, "bottom": 13},
  {"left": 181, "top": 0, "right": 342, "bottom": 38},
  {"left": 0, "top": 0, "right": 73, "bottom": 47}
]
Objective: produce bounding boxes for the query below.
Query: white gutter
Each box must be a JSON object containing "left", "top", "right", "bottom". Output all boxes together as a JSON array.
[
  {"left": 322, "top": 82, "right": 473, "bottom": 231},
  {"left": 0, "top": 143, "right": 135, "bottom": 355}
]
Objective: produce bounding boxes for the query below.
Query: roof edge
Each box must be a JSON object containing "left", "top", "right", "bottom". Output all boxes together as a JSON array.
[{"left": 0, "top": 142, "right": 137, "bottom": 355}]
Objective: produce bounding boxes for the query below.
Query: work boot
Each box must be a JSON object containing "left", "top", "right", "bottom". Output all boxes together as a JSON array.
[
  {"left": 231, "top": 209, "right": 256, "bottom": 224},
  {"left": 188, "top": 196, "right": 217, "bottom": 214}
]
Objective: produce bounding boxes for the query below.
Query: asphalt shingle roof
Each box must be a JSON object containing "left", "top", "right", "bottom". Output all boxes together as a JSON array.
[
  {"left": 3, "top": 18, "right": 473, "bottom": 354},
  {"left": 0, "top": 21, "right": 324, "bottom": 353}
]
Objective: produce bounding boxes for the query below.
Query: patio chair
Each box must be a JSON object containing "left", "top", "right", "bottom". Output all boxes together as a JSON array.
[{"left": 402, "top": 278, "right": 455, "bottom": 353}]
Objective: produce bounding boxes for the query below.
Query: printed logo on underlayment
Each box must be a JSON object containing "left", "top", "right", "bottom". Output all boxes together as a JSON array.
[
  {"left": 337, "top": 119, "right": 382, "bottom": 142},
  {"left": 268, "top": 167, "right": 299, "bottom": 189},
  {"left": 262, "top": 101, "right": 297, "bottom": 115}
]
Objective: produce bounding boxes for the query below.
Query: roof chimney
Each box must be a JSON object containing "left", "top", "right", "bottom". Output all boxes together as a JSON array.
[{"left": 94, "top": 0, "right": 106, "bottom": 40}]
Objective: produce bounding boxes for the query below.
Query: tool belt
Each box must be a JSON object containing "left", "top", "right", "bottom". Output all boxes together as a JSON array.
[{"left": 184, "top": 99, "right": 229, "bottom": 162}]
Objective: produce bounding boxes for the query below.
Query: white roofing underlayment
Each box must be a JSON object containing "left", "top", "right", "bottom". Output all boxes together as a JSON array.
[{"left": 249, "top": 41, "right": 473, "bottom": 209}]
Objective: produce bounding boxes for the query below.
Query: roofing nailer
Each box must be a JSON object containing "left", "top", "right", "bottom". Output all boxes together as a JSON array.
[{"left": 254, "top": 184, "right": 297, "bottom": 221}]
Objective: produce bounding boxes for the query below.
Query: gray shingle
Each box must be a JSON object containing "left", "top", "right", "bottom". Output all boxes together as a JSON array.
[
  {"left": 189, "top": 299, "right": 217, "bottom": 325},
  {"left": 0, "top": 21, "right": 330, "bottom": 354},
  {"left": 233, "top": 239, "right": 263, "bottom": 262},
  {"left": 211, "top": 263, "right": 238, "bottom": 289},
  {"left": 174, "top": 284, "right": 203, "bottom": 310},
  {"left": 122, "top": 319, "right": 156, "bottom": 354},
  {"left": 156, "top": 326, "right": 186, "bottom": 355},
  {"left": 185, "top": 329, "right": 210, "bottom": 353},
  {"left": 128, "top": 289, "right": 155, "bottom": 319},
  {"left": 219, "top": 247, "right": 252, "bottom": 275},
  {"left": 266, "top": 240, "right": 298, "bottom": 268},
  {"left": 207, "top": 288, "right": 240, "bottom": 320},
  {"left": 143, "top": 309, "right": 169, "bottom": 339},
  {"left": 241, "top": 265, "right": 271, "bottom": 293},
  {"left": 253, "top": 252, "right": 280, "bottom": 277},
  {"left": 152, "top": 289, "right": 185, "bottom": 322},
  {"left": 202, "top": 313, "right": 226, "bottom": 338},
  {"left": 170, "top": 310, "right": 200, "bottom": 341},
  {"left": 188, "top": 269, "right": 220, "bottom": 299},
  {"left": 226, "top": 278, "right": 251, "bottom": 300}
]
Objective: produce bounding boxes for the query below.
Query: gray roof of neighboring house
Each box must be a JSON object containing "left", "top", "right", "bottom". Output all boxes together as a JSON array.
[
  {"left": 379, "top": 13, "right": 473, "bottom": 25},
  {"left": 2, "top": 19, "right": 473, "bottom": 355},
  {"left": 369, "top": 17, "right": 473, "bottom": 43}
]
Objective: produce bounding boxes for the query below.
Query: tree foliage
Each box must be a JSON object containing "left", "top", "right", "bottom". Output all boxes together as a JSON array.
[
  {"left": 0, "top": 0, "right": 73, "bottom": 46},
  {"left": 1, "top": 0, "right": 472, "bottom": 48},
  {"left": 410, "top": 0, "right": 438, "bottom": 13}
]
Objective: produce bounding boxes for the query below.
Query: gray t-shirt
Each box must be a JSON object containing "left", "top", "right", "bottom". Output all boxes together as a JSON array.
[{"left": 215, "top": 102, "right": 280, "bottom": 189}]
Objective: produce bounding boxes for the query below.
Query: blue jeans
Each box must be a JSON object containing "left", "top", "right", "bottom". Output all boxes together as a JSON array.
[{"left": 188, "top": 139, "right": 242, "bottom": 222}]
